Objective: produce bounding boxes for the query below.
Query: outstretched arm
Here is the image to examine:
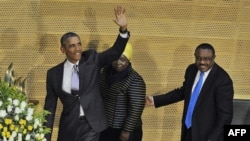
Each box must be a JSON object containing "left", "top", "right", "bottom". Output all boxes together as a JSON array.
[{"left": 98, "top": 5, "right": 129, "bottom": 67}]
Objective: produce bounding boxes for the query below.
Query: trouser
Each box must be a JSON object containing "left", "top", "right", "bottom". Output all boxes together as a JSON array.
[
  {"left": 75, "top": 116, "right": 100, "bottom": 141},
  {"left": 184, "top": 127, "right": 192, "bottom": 141},
  {"left": 99, "top": 126, "right": 142, "bottom": 141}
]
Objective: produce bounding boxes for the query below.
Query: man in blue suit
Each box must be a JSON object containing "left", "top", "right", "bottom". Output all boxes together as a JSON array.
[
  {"left": 146, "top": 43, "right": 234, "bottom": 141},
  {"left": 44, "top": 5, "right": 130, "bottom": 141}
]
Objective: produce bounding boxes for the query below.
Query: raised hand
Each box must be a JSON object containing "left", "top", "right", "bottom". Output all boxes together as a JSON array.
[{"left": 113, "top": 5, "right": 127, "bottom": 31}]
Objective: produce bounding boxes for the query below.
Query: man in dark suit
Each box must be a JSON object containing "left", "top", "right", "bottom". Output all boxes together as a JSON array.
[
  {"left": 146, "top": 43, "right": 234, "bottom": 141},
  {"left": 44, "top": 6, "right": 130, "bottom": 141}
]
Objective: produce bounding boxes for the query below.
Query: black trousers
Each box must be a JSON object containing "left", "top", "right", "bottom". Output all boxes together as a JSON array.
[
  {"left": 69, "top": 90, "right": 100, "bottom": 141},
  {"left": 75, "top": 116, "right": 100, "bottom": 141},
  {"left": 184, "top": 127, "right": 192, "bottom": 141},
  {"left": 99, "top": 126, "right": 142, "bottom": 141}
]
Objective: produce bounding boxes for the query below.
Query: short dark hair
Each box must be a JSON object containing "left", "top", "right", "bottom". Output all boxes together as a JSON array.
[
  {"left": 195, "top": 43, "right": 215, "bottom": 56},
  {"left": 60, "top": 32, "right": 80, "bottom": 47}
]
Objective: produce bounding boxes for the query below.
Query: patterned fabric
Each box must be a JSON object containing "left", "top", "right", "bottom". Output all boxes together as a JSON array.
[
  {"left": 71, "top": 65, "right": 79, "bottom": 91},
  {"left": 100, "top": 65, "right": 146, "bottom": 132}
]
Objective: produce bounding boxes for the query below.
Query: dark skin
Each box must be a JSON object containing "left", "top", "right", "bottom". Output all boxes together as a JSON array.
[
  {"left": 60, "top": 36, "right": 82, "bottom": 64},
  {"left": 111, "top": 54, "right": 130, "bottom": 141},
  {"left": 146, "top": 48, "right": 216, "bottom": 141},
  {"left": 195, "top": 48, "right": 215, "bottom": 141},
  {"left": 146, "top": 48, "right": 216, "bottom": 106},
  {"left": 111, "top": 54, "right": 129, "bottom": 72},
  {"left": 194, "top": 48, "right": 216, "bottom": 73},
  {"left": 60, "top": 5, "right": 128, "bottom": 65}
]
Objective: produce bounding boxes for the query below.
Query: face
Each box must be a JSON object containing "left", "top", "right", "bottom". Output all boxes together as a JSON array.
[
  {"left": 60, "top": 36, "right": 82, "bottom": 64},
  {"left": 194, "top": 48, "right": 215, "bottom": 72},
  {"left": 111, "top": 55, "right": 129, "bottom": 72}
]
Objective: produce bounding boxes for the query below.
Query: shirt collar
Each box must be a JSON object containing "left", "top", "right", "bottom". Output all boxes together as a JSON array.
[
  {"left": 65, "top": 60, "right": 79, "bottom": 68},
  {"left": 198, "top": 67, "right": 212, "bottom": 79}
]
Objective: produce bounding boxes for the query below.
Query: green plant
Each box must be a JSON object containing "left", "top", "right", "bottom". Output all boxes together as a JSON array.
[{"left": 0, "top": 80, "right": 51, "bottom": 141}]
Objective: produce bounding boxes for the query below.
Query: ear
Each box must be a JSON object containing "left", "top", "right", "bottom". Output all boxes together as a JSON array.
[{"left": 60, "top": 47, "right": 65, "bottom": 53}]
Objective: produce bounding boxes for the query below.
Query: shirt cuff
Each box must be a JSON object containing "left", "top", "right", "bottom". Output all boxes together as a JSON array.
[
  {"left": 119, "top": 32, "right": 129, "bottom": 38},
  {"left": 151, "top": 96, "right": 155, "bottom": 105}
]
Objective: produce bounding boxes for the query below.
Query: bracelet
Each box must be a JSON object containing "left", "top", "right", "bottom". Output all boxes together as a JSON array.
[{"left": 119, "top": 28, "right": 128, "bottom": 34}]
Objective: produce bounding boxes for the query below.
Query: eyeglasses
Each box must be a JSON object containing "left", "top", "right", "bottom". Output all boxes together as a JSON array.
[{"left": 195, "top": 56, "right": 214, "bottom": 62}]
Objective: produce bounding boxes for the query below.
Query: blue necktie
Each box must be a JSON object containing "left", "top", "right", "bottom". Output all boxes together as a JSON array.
[
  {"left": 185, "top": 72, "right": 204, "bottom": 128},
  {"left": 71, "top": 65, "right": 79, "bottom": 91}
]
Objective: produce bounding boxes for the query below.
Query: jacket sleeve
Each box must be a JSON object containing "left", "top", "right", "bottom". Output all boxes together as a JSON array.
[
  {"left": 44, "top": 70, "right": 58, "bottom": 141},
  {"left": 98, "top": 32, "right": 130, "bottom": 67},
  {"left": 123, "top": 75, "right": 146, "bottom": 132}
]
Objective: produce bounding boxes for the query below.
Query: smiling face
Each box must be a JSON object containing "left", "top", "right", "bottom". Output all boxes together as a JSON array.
[
  {"left": 60, "top": 36, "right": 82, "bottom": 64},
  {"left": 194, "top": 48, "right": 215, "bottom": 72},
  {"left": 111, "top": 55, "right": 129, "bottom": 72}
]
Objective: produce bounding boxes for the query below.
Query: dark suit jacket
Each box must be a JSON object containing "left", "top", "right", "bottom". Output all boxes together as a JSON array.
[
  {"left": 154, "top": 63, "right": 234, "bottom": 141},
  {"left": 44, "top": 33, "right": 129, "bottom": 141}
]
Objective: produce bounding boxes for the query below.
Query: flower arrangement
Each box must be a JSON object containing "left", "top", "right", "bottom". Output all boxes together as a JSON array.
[{"left": 0, "top": 63, "right": 51, "bottom": 141}]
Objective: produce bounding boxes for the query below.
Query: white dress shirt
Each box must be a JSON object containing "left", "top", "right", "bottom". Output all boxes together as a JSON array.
[
  {"left": 191, "top": 68, "right": 211, "bottom": 93},
  {"left": 62, "top": 60, "right": 84, "bottom": 116}
]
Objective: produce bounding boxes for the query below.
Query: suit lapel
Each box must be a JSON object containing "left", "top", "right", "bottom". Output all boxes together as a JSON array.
[
  {"left": 78, "top": 61, "right": 87, "bottom": 95},
  {"left": 186, "top": 67, "right": 198, "bottom": 100},
  {"left": 57, "top": 62, "right": 65, "bottom": 93}
]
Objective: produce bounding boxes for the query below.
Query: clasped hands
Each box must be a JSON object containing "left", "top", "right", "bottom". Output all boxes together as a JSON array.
[{"left": 145, "top": 95, "right": 154, "bottom": 106}]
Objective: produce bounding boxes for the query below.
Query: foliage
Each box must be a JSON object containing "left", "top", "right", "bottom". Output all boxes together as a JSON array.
[{"left": 0, "top": 81, "right": 51, "bottom": 141}]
